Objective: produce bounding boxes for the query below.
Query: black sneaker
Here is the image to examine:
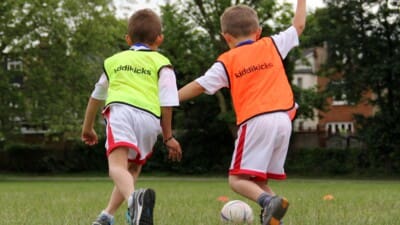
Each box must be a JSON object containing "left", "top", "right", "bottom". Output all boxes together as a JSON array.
[
  {"left": 261, "top": 196, "right": 289, "bottom": 225},
  {"left": 127, "top": 188, "right": 156, "bottom": 225}
]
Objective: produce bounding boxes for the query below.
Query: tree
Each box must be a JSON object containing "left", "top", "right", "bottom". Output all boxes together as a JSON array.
[
  {"left": 308, "top": 0, "right": 400, "bottom": 172},
  {"left": 0, "top": 0, "right": 126, "bottom": 141}
]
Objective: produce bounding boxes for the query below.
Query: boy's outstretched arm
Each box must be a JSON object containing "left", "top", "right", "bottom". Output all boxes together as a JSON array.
[
  {"left": 178, "top": 81, "right": 206, "bottom": 102},
  {"left": 293, "top": 0, "right": 307, "bottom": 36}
]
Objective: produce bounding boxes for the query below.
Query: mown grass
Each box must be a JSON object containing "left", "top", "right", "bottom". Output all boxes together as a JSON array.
[{"left": 0, "top": 176, "right": 399, "bottom": 225}]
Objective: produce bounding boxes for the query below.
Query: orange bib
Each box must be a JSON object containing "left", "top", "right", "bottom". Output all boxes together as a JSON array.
[{"left": 218, "top": 37, "right": 294, "bottom": 125}]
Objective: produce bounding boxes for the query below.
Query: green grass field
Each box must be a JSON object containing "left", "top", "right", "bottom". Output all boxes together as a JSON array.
[{"left": 0, "top": 176, "right": 399, "bottom": 225}]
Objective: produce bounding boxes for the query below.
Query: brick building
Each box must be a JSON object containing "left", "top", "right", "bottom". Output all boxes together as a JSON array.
[{"left": 291, "top": 45, "right": 375, "bottom": 148}]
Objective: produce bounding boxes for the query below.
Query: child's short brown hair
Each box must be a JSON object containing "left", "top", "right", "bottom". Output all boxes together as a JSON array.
[
  {"left": 220, "top": 5, "right": 259, "bottom": 38},
  {"left": 128, "top": 9, "right": 162, "bottom": 45}
]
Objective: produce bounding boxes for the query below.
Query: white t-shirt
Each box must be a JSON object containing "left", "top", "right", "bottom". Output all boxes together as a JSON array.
[
  {"left": 196, "top": 26, "right": 299, "bottom": 95},
  {"left": 91, "top": 46, "right": 179, "bottom": 107}
]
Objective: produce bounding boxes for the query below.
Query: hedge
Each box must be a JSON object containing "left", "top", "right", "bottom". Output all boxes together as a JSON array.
[{"left": 0, "top": 141, "right": 398, "bottom": 177}]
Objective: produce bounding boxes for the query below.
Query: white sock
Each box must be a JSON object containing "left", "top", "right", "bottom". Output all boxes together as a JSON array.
[
  {"left": 100, "top": 210, "right": 113, "bottom": 220},
  {"left": 128, "top": 194, "right": 133, "bottom": 207}
]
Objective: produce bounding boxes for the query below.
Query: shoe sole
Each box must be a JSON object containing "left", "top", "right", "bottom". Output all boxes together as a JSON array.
[
  {"left": 139, "top": 189, "right": 155, "bottom": 225},
  {"left": 263, "top": 196, "right": 289, "bottom": 225},
  {"left": 129, "top": 188, "right": 156, "bottom": 225}
]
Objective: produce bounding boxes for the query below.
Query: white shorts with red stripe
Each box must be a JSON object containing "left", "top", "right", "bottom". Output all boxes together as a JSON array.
[
  {"left": 102, "top": 104, "right": 161, "bottom": 165},
  {"left": 229, "top": 112, "right": 292, "bottom": 181}
]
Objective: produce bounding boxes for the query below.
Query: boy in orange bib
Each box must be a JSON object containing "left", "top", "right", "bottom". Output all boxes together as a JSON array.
[{"left": 179, "top": 1, "right": 306, "bottom": 224}]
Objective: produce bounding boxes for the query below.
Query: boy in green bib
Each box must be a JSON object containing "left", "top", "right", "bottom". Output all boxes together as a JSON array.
[{"left": 81, "top": 9, "right": 182, "bottom": 225}]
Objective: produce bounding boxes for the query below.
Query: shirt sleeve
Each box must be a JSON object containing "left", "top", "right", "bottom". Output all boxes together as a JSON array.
[
  {"left": 159, "top": 67, "right": 179, "bottom": 107},
  {"left": 271, "top": 26, "right": 299, "bottom": 59},
  {"left": 91, "top": 73, "right": 108, "bottom": 100},
  {"left": 195, "top": 62, "right": 229, "bottom": 95}
]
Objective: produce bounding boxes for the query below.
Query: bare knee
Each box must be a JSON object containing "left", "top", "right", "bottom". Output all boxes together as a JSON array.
[
  {"left": 108, "top": 166, "right": 121, "bottom": 180},
  {"left": 228, "top": 175, "right": 247, "bottom": 193},
  {"left": 228, "top": 175, "right": 236, "bottom": 188}
]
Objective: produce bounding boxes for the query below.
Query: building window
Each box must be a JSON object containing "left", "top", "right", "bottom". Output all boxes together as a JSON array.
[
  {"left": 327, "top": 124, "right": 332, "bottom": 135},
  {"left": 298, "top": 121, "right": 304, "bottom": 131},
  {"left": 296, "top": 77, "right": 303, "bottom": 88},
  {"left": 325, "top": 122, "right": 354, "bottom": 135},
  {"left": 332, "top": 93, "right": 348, "bottom": 106},
  {"left": 328, "top": 79, "right": 348, "bottom": 105},
  {"left": 6, "top": 58, "right": 24, "bottom": 87},
  {"left": 7, "top": 59, "right": 23, "bottom": 71}
]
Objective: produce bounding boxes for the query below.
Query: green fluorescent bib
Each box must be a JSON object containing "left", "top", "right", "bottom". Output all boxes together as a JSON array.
[{"left": 104, "top": 50, "right": 171, "bottom": 117}]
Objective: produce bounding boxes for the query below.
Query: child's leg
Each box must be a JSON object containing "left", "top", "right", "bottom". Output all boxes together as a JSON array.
[
  {"left": 228, "top": 174, "right": 264, "bottom": 201},
  {"left": 229, "top": 175, "right": 278, "bottom": 206},
  {"left": 92, "top": 158, "right": 142, "bottom": 225},
  {"left": 254, "top": 180, "right": 288, "bottom": 225},
  {"left": 256, "top": 180, "right": 275, "bottom": 196},
  {"left": 103, "top": 163, "right": 142, "bottom": 214},
  {"left": 128, "top": 162, "right": 142, "bottom": 181},
  {"left": 108, "top": 147, "right": 134, "bottom": 200},
  {"left": 229, "top": 174, "right": 288, "bottom": 225},
  {"left": 103, "top": 186, "right": 125, "bottom": 215}
]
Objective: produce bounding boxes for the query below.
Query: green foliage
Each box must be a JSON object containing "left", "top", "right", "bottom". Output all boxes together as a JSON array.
[
  {"left": 2, "top": 139, "right": 399, "bottom": 176},
  {"left": 301, "top": 10, "right": 327, "bottom": 49},
  {"left": 291, "top": 84, "right": 329, "bottom": 119},
  {"left": 1, "top": 143, "right": 48, "bottom": 172},
  {"left": 355, "top": 112, "right": 400, "bottom": 174},
  {"left": 305, "top": 0, "right": 400, "bottom": 161},
  {"left": 160, "top": 3, "right": 218, "bottom": 86},
  {"left": 0, "top": 140, "right": 107, "bottom": 173},
  {"left": 286, "top": 146, "right": 400, "bottom": 177},
  {"left": 0, "top": 0, "right": 125, "bottom": 140},
  {"left": 286, "top": 148, "right": 363, "bottom": 176}
]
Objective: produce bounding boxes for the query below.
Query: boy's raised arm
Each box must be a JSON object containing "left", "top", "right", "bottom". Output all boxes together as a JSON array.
[{"left": 293, "top": 0, "right": 307, "bottom": 36}]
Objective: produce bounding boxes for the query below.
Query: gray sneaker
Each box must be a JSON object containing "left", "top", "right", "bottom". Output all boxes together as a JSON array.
[
  {"left": 260, "top": 209, "right": 284, "bottom": 225},
  {"left": 261, "top": 196, "right": 289, "bottom": 225},
  {"left": 127, "top": 188, "right": 156, "bottom": 225},
  {"left": 92, "top": 213, "right": 114, "bottom": 225}
]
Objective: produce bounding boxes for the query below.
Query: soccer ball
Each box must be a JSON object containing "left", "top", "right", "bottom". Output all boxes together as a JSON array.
[{"left": 220, "top": 200, "right": 254, "bottom": 224}]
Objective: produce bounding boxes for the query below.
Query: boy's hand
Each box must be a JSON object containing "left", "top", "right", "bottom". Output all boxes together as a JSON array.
[
  {"left": 81, "top": 129, "right": 98, "bottom": 146},
  {"left": 165, "top": 137, "right": 182, "bottom": 162}
]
